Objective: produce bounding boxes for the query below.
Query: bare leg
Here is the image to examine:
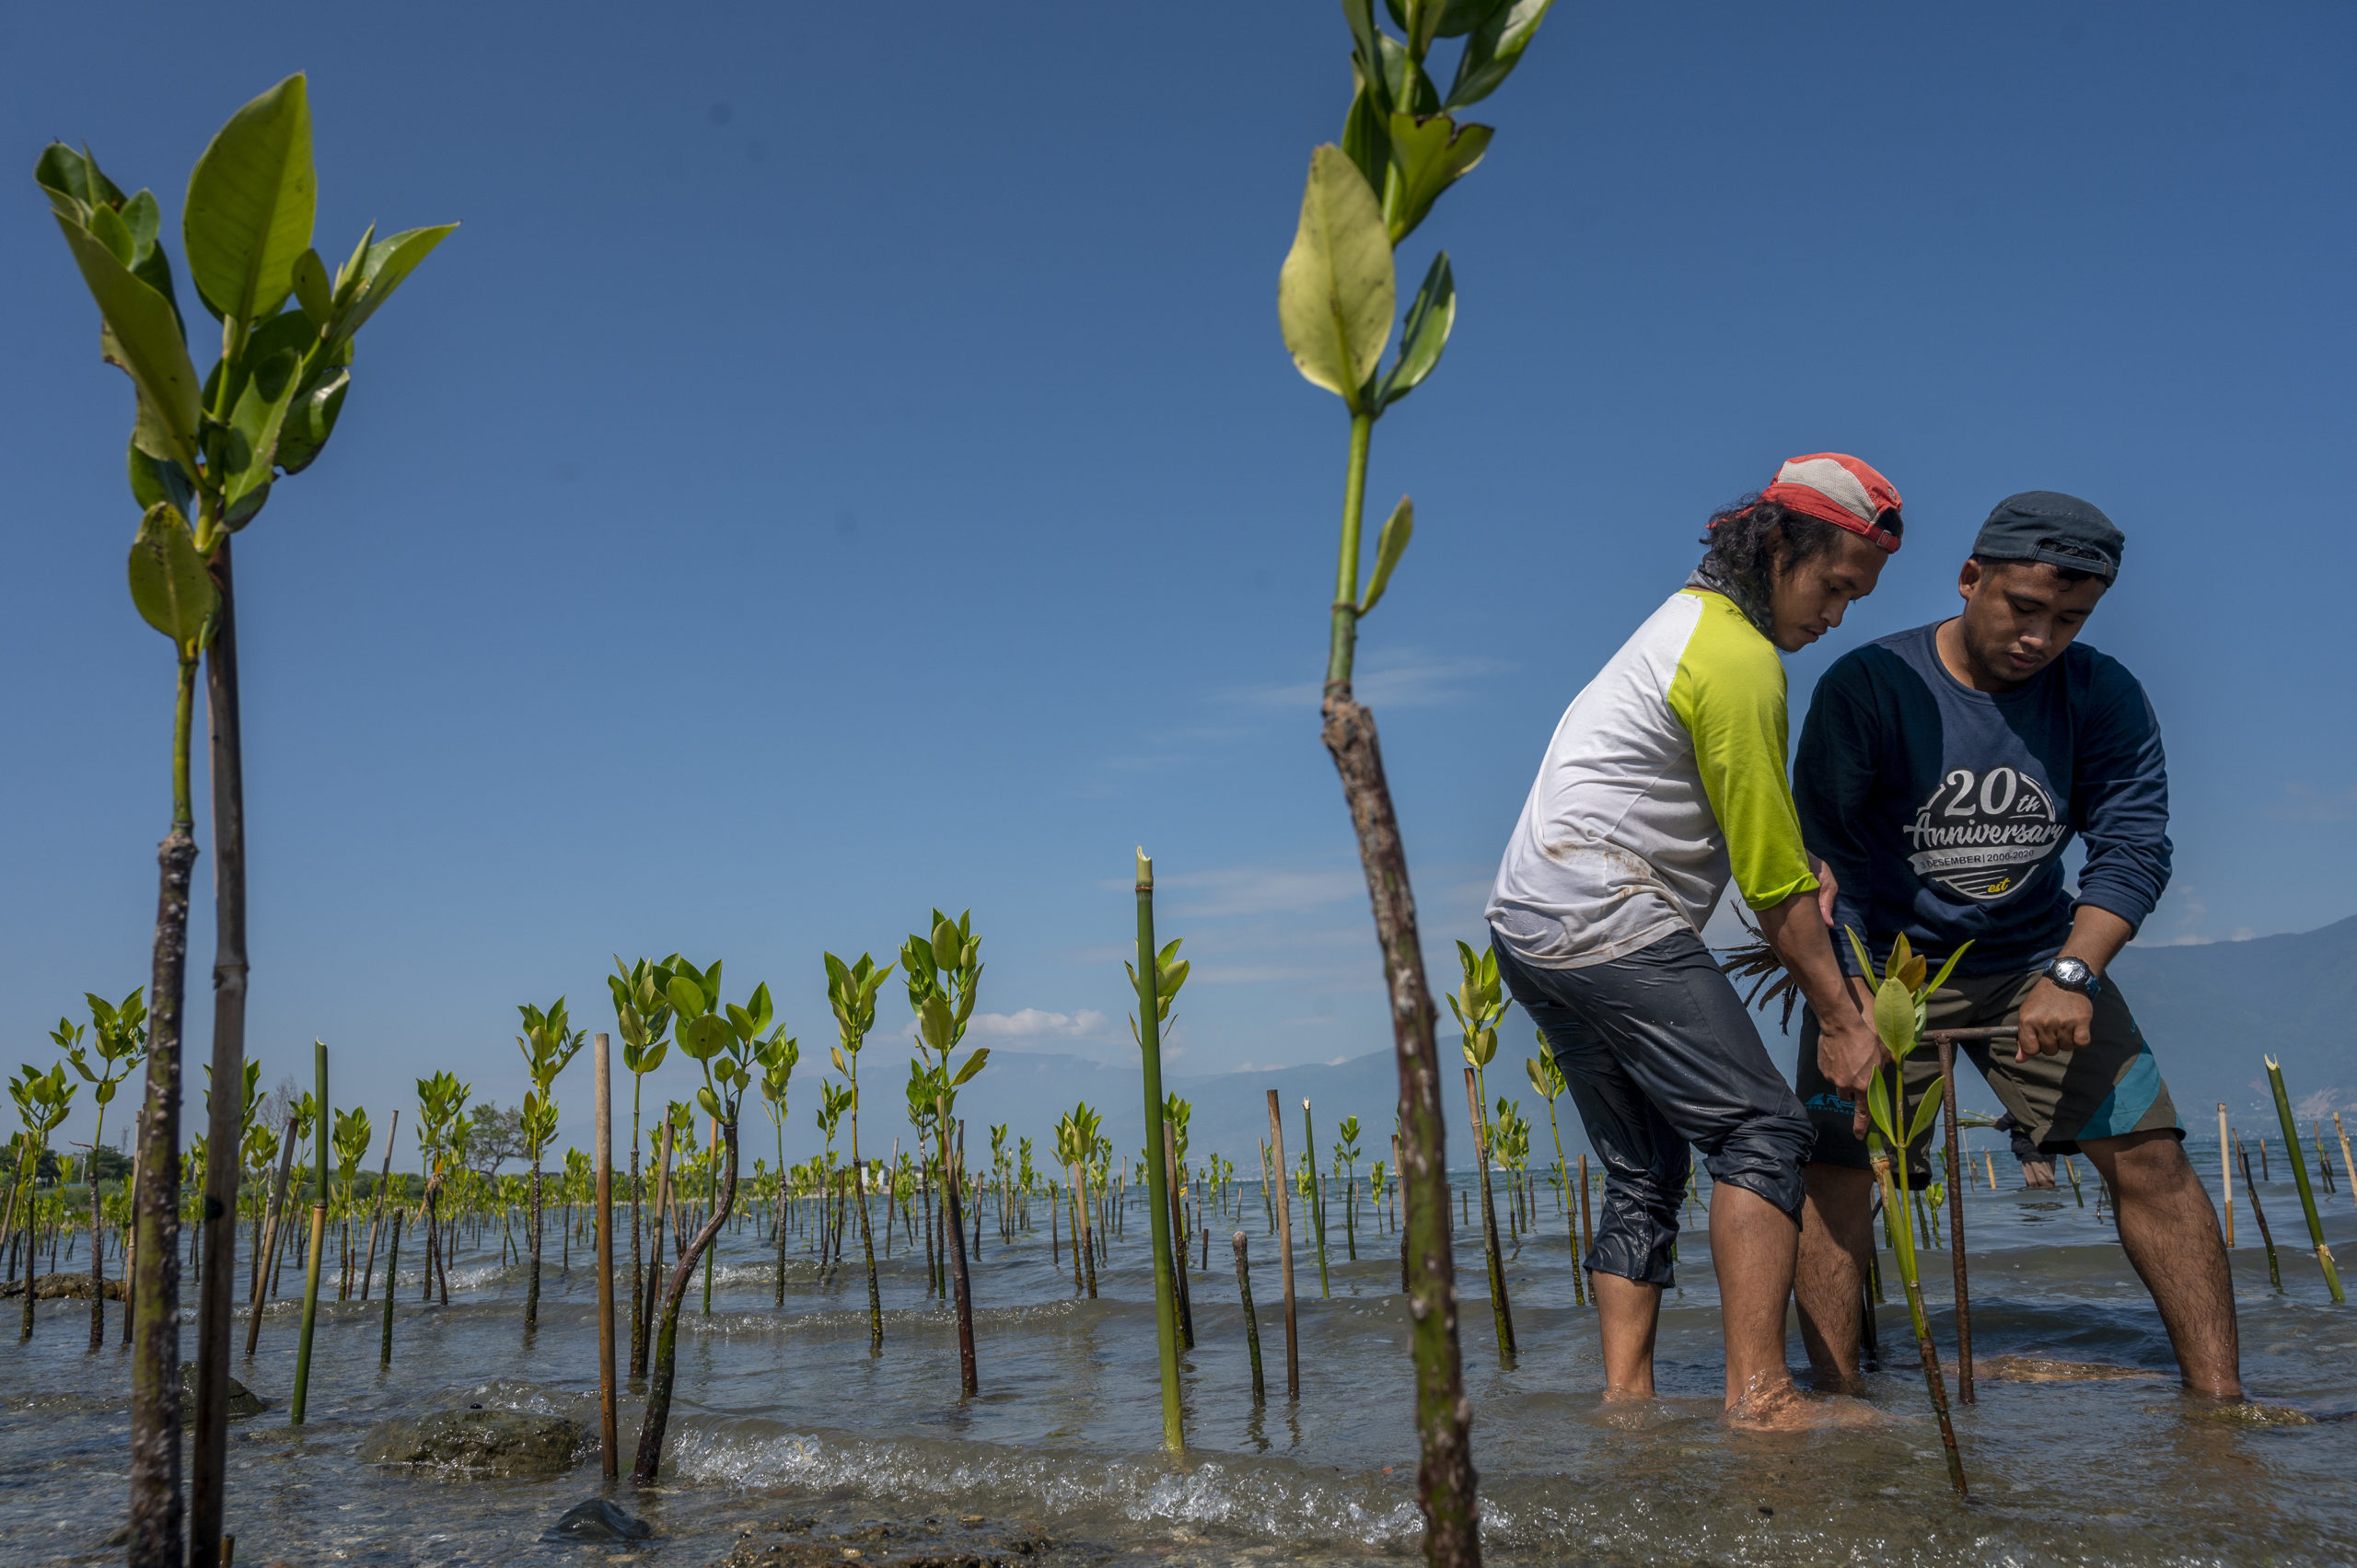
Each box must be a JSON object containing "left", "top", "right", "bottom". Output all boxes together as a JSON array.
[
  {"left": 2081, "top": 1130, "right": 2242, "bottom": 1398},
  {"left": 1712, "top": 1183, "right": 1804, "bottom": 1417},
  {"left": 1593, "top": 1272, "right": 1661, "bottom": 1397},
  {"left": 1794, "top": 1163, "right": 1873, "bottom": 1392}
]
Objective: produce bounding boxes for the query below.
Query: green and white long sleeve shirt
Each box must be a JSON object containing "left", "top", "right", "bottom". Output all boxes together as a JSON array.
[{"left": 1486, "top": 588, "right": 1818, "bottom": 970}]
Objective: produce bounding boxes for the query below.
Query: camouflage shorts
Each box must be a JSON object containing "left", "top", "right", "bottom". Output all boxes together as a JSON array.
[{"left": 1796, "top": 966, "right": 2180, "bottom": 1177}]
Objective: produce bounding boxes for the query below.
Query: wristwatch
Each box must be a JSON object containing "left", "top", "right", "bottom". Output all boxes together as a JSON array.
[{"left": 2044, "top": 956, "right": 2102, "bottom": 998}]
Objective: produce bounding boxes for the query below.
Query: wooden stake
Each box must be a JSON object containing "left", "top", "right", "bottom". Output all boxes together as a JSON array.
[
  {"left": 1266, "top": 1090, "right": 1298, "bottom": 1400},
  {"left": 2218, "top": 1104, "right": 2234, "bottom": 1247},
  {"left": 595, "top": 1033, "right": 618, "bottom": 1481},
  {"left": 1935, "top": 1036, "right": 1972, "bottom": 1404}
]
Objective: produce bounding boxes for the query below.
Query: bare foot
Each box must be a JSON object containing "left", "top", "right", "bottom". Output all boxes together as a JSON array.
[{"left": 1727, "top": 1378, "right": 1889, "bottom": 1431}]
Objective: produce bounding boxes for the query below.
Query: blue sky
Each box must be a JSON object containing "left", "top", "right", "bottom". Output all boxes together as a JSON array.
[{"left": 6, "top": 2, "right": 2352, "bottom": 1165}]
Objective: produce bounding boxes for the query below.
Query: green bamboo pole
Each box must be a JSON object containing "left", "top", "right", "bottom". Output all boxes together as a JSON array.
[
  {"left": 2264, "top": 1056, "right": 2344, "bottom": 1303},
  {"left": 1135, "top": 850, "right": 1184, "bottom": 1452},
  {"left": 1303, "top": 1099, "right": 1330, "bottom": 1299},
  {"left": 290, "top": 1043, "right": 328, "bottom": 1424}
]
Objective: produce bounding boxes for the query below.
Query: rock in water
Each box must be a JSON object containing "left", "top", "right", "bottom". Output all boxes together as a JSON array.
[
  {"left": 0, "top": 1272, "right": 126, "bottom": 1300},
  {"left": 545, "top": 1498, "right": 653, "bottom": 1541},
  {"left": 179, "top": 1364, "right": 267, "bottom": 1419},
  {"left": 357, "top": 1408, "right": 586, "bottom": 1479}
]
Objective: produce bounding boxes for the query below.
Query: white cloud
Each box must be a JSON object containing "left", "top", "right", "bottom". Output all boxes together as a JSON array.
[
  {"left": 1223, "top": 649, "right": 1511, "bottom": 712},
  {"left": 1158, "top": 864, "right": 1363, "bottom": 918},
  {"left": 2269, "top": 783, "right": 2357, "bottom": 822},
  {"left": 967, "top": 1007, "right": 1109, "bottom": 1041}
]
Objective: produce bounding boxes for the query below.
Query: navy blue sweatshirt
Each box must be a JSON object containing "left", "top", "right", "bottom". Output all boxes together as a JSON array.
[{"left": 1794, "top": 622, "right": 2171, "bottom": 978}]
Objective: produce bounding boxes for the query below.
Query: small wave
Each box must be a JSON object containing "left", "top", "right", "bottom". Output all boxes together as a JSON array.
[{"left": 668, "top": 1425, "right": 1423, "bottom": 1551}]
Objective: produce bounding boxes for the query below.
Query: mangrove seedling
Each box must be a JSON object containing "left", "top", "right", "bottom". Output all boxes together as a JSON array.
[
  {"left": 1275, "top": 8, "right": 1560, "bottom": 1555},
  {"left": 902, "top": 910, "right": 991, "bottom": 1398},
  {"left": 1847, "top": 928, "right": 1973, "bottom": 1499},
  {"left": 11, "top": 1063, "right": 77, "bottom": 1341},
  {"left": 825, "top": 949, "right": 894, "bottom": 1349},
  {"left": 36, "top": 86, "right": 456, "bottom": 1562},
  {"left": 64, "top": 988, "right": 147, "bottom": 1350},
  {"left": 1449, "top": 945, "right": 1514, "bottom": 1357},
  {"left": 517, "top": 998, "right": 586, "bottom": 1333},
  {"left": 754, "top": 1028, "right": 798, "bottom": 1307},
  {"left": 1526, "top": 1044, "right": 1582, "bottom": 1303},
  {"left": 610, "top": 957, "right": 675, "bottom": 1374},
  {"left": 631, "top": 964, "right": 764, "bottom": 1483}
]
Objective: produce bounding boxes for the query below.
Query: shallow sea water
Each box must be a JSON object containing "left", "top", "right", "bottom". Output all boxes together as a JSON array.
[{"left": 4, "top": 1151, "right": 2352, "bottom": 1566}]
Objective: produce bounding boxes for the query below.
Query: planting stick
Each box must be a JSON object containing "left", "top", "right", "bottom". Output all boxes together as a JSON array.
[
  {"left": 1464, "top": 1068, "right": 1515, "bottom": 1364},
  {"left": 1394, "top": 1134, "right": 1410, "bottom": 1293},
  {"left": 1578, "top": 1154, "right": 1594, "bottom": 1301},
  {"left": 2316, "top": 1121, "right": 2337, "bottom": 1195},
  {"left": 246, "top": 1117, "right": 298, "bottom": 1357},
  {"left": 637, "top": 1123, "right": 672, "bottom": 1377},
  {"left": 1870, "top": 1141, "right": 1968, "bottom": 1499},
  {"left": 1165, "top": 1123, "right": 1195, "bottom": 1347},
  {"left": 360, "top": 1111, "right": 397, "bottom": 1302},
  {"left": 1936, "top": 1038, "right": 1973, "bottom": 1403},
  {"left": 1302, "top": 1100, "right": 1329, "bottom": 1300},
  {"left": 2263, "top": 1057, "right": 2343, "bottom": 1302},
  {"left": 2237, "top": 1137, "right": 2281, "bottom": 1291},
  {"left": 379, "top": 1211, "right": 400, "bottom": 1365},
  {"left": 291, "top": 1044, "right": 329, "bottom": 1424},
  {"left": 2338, "top": 1114, "right": 2355, "bottom": 1214},
  {"left": 1234, "top": 1230, "right": 1265, "bottom": 1402},
  {"left": 595, "top": 1033, "right": 617, "bottom": 1481},
  {"left": 1134, "top": 854, "right": 1184, "bottom": 1450},
  {"left": 1267, "top": 1091, "right": 1299, "bottom": 1400},
  {"left": 2063, "top": 1155, "right": 2084, "bottom": 1207},
  {"left": 2218, "top": 1105, "right": 2234, "bottom": 1247}
]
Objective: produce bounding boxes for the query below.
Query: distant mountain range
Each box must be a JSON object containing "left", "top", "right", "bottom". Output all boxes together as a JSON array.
[{"left": 940, "top": 915, "right": 2357, "bottom": 1174}]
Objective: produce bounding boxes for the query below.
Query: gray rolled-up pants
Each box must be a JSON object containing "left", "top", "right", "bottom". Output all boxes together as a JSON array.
[{"left": 1492, "top": 929, "right": 1814, "bottom": 1288}]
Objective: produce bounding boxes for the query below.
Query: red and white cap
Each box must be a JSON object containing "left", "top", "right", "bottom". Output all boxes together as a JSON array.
[{"left": 1759, "top": 453, "right": 1903, "bottom": 553}]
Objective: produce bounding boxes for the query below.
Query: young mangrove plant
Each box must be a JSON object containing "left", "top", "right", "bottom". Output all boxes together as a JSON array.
[
  {"left": 1275, "top": 7, "right": 1558, "bottom": 1556},
  {"left": 1336, "top": 1116, "right": 1364, "bottom": 1260},
  {"left": 754, "top": 1028, "right": 798, "bottom": 1306},
  {"left": 610, "top": 958, "right": 675, "bottom": 1372},
  {"left": 1131, "top": 854, "right": 1188, "bottom": 1448},
  {"left": 517, "top": 998, "right": 586, "bottom": 1333},
  {"left": 1448, "top": 943, "right": 1514, "bottom": 1358},
  {"left": 825, "top": 950, "right": 894, "bottom": 1350},
  {"left": 35, "top": 85, "right": 455, "bottom": 1562},
  {"left": 331, "top": 1105, "right": 370, "bottom": 1298},
  {"left": 63, "top": 989, "right": 147, "bottom": 1350},
  {"left": 1525, "top": 1045, "right": 1582, "bottom": 1304},
  {"left": 1847, "top": 929, "right": 1972, "bottom": 1500},
  {"left": 2263, "top": 1056, "right": 2343, "bottom": 1303},
  {"left": 902, "top": 911, "right": 990, "bottom": 1397},
  {"left": 11, "top": 1063, "right": 76, "bottom": 1342},
  {"left": 631, "top": 963, "right": 765, "bottom": 1483}
]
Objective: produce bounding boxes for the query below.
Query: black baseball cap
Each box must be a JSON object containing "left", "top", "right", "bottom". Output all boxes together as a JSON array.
[{"left": 1970, "top": 492, "right": 2123, "bottom": 583}]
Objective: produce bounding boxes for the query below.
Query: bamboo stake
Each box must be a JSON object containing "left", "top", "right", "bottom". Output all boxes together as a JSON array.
[
  {"left": 379, "top": 1211, "right": 401, "bottom": 1365},
  {"left": 1463, "top": 1067, "right": 1515, "bottom": 1363},
  {"left": 2263, "top": 1057, "right": 2343, "bottom": 1302},
  {"left": 2218, "top": 1105, "right": 2234, "bottom": 1247},
  {"left": 2237, "top": 1136, "right": 2281, "bottom": 1291},
  {"left": 595, "top": 1033, "right": 617, "bottom": 1481},
  {"left": 1134, "top": 852, "right": 1184, "bottom": 1451},
  {"left": 245, "top": 1116, "right": 298, "bottom": 1358},
  {"left": 290, "top": 1044, "right": 329, "bottom": 1424},
  {"left": 1165, "top": 1122, "right": 1194, "bottom": 1347},
  {"left": 2338, "top": 1114, "right": 2355, "bottom": 1214},
  {"left": 1935, "top": 1037, "right": 1972, "bottom": 1404},
  {"left": 1266, "top": 1090, "right": 1299, "bottom": 1400},
  {"left": 1234, "top": 1230, "right": 1265, "bottom": 1403}
]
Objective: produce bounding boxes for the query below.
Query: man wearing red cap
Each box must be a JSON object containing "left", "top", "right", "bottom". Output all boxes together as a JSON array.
[{"left": 1485, "top": 453, "right": 1904, "bottom": 1424}]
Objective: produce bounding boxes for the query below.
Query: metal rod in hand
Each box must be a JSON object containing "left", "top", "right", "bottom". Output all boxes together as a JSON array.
[
  {"left": 1266, "top": 1089, "right": 1299, "bottom": 1400},
  {"left": 595, "top": 1032, "right": 618, "bottom": 1481},
  {"left": 1936, "top": 1036, "right": 1973, "bottom": 1403}
]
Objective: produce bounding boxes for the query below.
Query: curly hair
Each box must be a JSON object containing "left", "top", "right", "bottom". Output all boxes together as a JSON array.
[{"left": 1699, "top": 493, "right": 1902, "bottom": 606}]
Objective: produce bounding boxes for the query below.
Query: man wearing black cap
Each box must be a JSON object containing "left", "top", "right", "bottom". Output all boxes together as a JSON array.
[{"left": 1786, "top": 493, "right": 2242, "bottom": 1399}]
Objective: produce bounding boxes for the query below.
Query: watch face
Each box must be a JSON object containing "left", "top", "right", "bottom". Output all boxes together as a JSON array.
[{"left": 2052, "top": 958, "right": 2090, "bottom": 986}]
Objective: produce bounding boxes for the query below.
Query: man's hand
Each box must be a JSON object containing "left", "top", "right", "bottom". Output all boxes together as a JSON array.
[
  {"left": 2015, "top": 978, "right": 2094, "bottom": 1061},
  {"left": 1816, "top": 1006, "right": 1889, "bottom": 1139},
  {"left": 1808, "top": 854, "right": 1839, "bottom": 929}
]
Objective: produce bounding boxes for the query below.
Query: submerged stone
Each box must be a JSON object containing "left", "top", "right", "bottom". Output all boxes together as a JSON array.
[
  {"left": 357, "top": 1407, "right": 586, "bottom": 1478},
  {"left": 1978, "top": 1354, "right": 2164, "bottom": 1384},
  {"left": 180, "top": 1363, "right": 267, "bottom": 1419},
  {"left": 723, "top": 1513, "right": 1066, "bottom": 1568},
  {"left": 0, "top": 1272, "right": 125, "bottom": 1300},
  {"left": 546, "top": 1497, "right": 653, "bottom": 1541}
]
